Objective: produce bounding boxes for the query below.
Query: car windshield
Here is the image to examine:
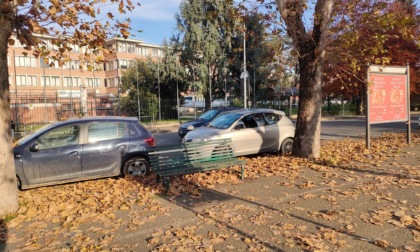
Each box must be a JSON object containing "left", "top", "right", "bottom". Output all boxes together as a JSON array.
[
  {"left": 198, "top": 110, "right": 219, "bottom": 120},
  {"left": 208, "top": 112, "right": 242, "bottom": 129}
]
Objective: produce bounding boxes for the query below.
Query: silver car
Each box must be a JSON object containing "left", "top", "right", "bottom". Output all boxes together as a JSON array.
[
  {"left": 14, "top": 116, "right": 155, "bottom": 189},
  {"left": 183, "top": 108, "right": 295, "bottom": 156}
]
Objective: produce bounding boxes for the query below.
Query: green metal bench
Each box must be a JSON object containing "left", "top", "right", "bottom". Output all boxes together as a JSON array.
[{"left": 149, "top": 138, "right": 246, "bottom": 190}]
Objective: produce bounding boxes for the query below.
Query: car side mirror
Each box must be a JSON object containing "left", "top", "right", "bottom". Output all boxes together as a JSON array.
[{"left": 29, "top": 143, "right": 39, "bottom": 152}]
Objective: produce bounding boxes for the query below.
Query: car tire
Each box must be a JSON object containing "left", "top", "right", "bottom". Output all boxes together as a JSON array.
[
  {"left": 280, "top": 138, "right": 293, "bottom": 155},
  {"left": 122, "top": 157, "right": 150, "bottom": 178}
]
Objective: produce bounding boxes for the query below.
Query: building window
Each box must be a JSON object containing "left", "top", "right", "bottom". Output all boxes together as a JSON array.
[
  {"left": 151, "top": 49, "right": 158, "bottom": 57},
  {"left": 64, "top": 77, "right": 81, "bottom": 87},
  {"left": 16, "top": 75, "right": 27, "bottom": 86},
  {"left": 119, "top": 59, "right": 128, "bottom": 69},
  {"left": 86, "top": 78, "right": 93, "bottom": 87},
  {"left": 128, "top": 43, "right": 135, "bottom": 53},
  {"left": 86, "top": 78, "right": 100, "bottom": 87},
  {"left": 94, "top": 78, "right": 100, "bottom": 87},
  {"left": 118, "top": 42, "right": 126, "bottom": 52},
  {"left": 107, "top": 78, "right": 115, "bottom": 87},
  {"left": 15, "top": 75, "right": 37, "bottom": 86},
  {"left": 40, "top": 58, "right": 49, "bottom": 68},
  {"left": 40, "top": 76, "right": 60, "bottom": 87},
  {"left": 41, "top": 76, "right": 50, "bottom": 86},
  {"left": 40, "top": 58, "right": 59, "bottom": 68},
  {"left": 73, "top": 77, "right": 81, "bottom": 86},
  {"left": 27, "top": 75, "right": 37, "bottom": 86},
  {"left": 51, "top": 76, "right": 60, "bottom": 87},
  {"left": 9, "top": 75, "right": 12, "bottom": 86},
  {"left": 142, "top": 47, "right": 149, "bottom": 56},
  {"left": 105, "top": 60, "right": 117, "bottom": 71},
  {"left": 64, "top": 60, "right": 80, "bottom": 70},
  {"left": 15, "top": 56, "right": 37, "bottom": 67},
  {"left": 69, "top": 43, "right": 80, "bottom": 53}
]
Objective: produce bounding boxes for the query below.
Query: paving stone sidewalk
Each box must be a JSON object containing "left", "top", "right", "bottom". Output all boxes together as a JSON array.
[{"left": 108, "top": 144, "right": 420, "bottom": 251}]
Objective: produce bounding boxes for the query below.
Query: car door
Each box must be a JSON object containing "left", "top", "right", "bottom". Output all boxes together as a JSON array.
[
  {"left": 22, "top": 124, "right": 82, "bottom": 186},
  {"left": 233, "top": 113, "right": 265, "bottom": 155},
  {"left": 262, "top": 112, "right": 281, "bottom": 152},
  {"left": 81, "top": 121, "right": 129, "bottom": 176}
]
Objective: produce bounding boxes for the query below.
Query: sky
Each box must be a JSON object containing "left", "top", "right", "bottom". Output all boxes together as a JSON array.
[
  {"left": 123, "top": 0, "right": 420, "bottom": 46},
  {"left": 127, "top": 0, "right": 183, "bottom": 45}
]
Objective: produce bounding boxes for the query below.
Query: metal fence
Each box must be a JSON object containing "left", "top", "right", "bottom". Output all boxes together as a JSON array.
[
  {"left": 9, "top": 93, "right": 307, "bottom": 133},
  {"left": 9, "top": 95, "right": 184, "bottom": 132}
]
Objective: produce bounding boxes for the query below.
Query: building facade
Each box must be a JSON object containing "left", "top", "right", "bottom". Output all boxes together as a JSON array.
[
  {"left": 7, "top": 35, "right": 164, "bottom": 125},
  {"left": 7, "top": 35, "right": 163, "bottom": 98}
]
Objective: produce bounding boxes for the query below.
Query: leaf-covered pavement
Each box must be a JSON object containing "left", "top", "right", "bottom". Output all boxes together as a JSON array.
[{"left": 1, "top": 132, "right": 419, "bottom": 251}]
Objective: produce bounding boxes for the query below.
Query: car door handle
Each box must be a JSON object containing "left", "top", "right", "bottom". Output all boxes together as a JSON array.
[
  {"left": 68, "top": 151, "right": 79, "bottom": 157},
  {"left": 117, "top": 145, "right": 126, "bottom": 151}
]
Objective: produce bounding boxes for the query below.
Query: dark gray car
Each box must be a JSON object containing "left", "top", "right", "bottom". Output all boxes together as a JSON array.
[{"left": 13, "top": 116, "right": 155, "bottom": 189}]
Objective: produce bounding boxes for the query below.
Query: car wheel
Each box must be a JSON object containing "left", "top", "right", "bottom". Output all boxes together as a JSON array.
[
  {"left": 122, "top": 157, "right": 150, "bottom": 178},
  {"left": 280, "top": 138, "right": 293, "bottom": 155}
]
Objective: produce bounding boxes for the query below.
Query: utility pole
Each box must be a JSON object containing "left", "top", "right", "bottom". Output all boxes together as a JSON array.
[
  {"left": 176, "top": 59, "right": 180, "bottom": 120},
  {"left": 136, "top": 60, "right": 141, "bottom": 122},
  {"left": 243, "top": 27, "right": 247, "bottom": 109},
  {"left": 158, "top": 56, "right": 161, "bottom": 121}
]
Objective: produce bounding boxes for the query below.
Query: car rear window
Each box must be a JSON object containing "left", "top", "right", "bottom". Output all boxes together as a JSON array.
[
  {"left": 88, "top": 122, "right": 127, "bottom": 142},
  {"left": 264, "top": 113, "right": 280, "bottom": 125}
]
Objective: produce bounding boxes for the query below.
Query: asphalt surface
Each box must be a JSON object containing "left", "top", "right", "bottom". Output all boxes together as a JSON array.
[{"left": 146, "top": 113, "right": 420, "bottom": 143}]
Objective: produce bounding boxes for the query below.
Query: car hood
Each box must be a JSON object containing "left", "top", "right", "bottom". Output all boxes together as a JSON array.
[
  {"left": 184, "top": 127, "right": 226, "bottom": 140},
  {"left": 180, "top": 119, "right": 208, "bottom": 128}
]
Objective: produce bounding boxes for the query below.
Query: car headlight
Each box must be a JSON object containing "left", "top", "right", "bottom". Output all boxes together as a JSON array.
[{"left": 187, "top": 125, "right": 195, "bottom": 130}]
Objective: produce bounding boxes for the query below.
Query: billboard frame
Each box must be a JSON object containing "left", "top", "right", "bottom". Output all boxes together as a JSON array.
[{"left": 366, "top": 64, "right": 411, "bottom": 149}]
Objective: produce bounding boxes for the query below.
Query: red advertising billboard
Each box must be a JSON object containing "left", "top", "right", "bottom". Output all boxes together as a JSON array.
[{"left": 368, "top": 74, "right": 408, "bottom": 124}]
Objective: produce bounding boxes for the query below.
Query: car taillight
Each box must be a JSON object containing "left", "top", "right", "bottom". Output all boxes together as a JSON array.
[{"left": 144, "top": 137, "right": 156, "bottom": 147}]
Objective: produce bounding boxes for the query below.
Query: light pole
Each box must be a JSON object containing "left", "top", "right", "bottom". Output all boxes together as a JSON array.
[
  {"left": 209, "top": 61, "right": 212, "bottom": 109},
  {"left": 192, "top": 59, "right": 196, "bottom": 118},
  {"left": 253, "top": 69, "right": 256, "bottom": 108},
  {"left": 158, "top": 56, "right": 161, "bottom": 121},
  {"left": 243, "top": 28, "right": 247, "bottom": 109},
  {"left": 13, "top": 50, "right": 18, "bottom": 129},
  {"left": 176, "top": 59, "right": 180, "bottom": 121},
  {"left": 136, "top": 60, "right": 141, "bottom": 122}
]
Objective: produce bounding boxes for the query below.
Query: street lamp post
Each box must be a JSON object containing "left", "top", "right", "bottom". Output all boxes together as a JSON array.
[
  {"left": 158, "top": 56, "right": 161, "bottom": 121},
  {"left": 176, "top": 59, "right": 180, "bottom": 121},
  {"left": 209, "top": 61, "right": 212, "bottom": 109},
  {"left": 136, "top": 60, "right": 141, "bottom": 122},
  {"left": 192, "top": 59, "right": 196, "bottom": 118},
  {"left": 253, "top": 69, "right": 256, "bottom": 108}
]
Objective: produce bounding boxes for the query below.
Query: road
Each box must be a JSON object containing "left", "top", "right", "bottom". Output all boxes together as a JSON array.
[{"left": 154, "top": 114, "right": 419, "bottom": 146}]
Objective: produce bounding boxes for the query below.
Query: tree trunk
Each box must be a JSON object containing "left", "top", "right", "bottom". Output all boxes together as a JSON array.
[
  {"left": 293, "top": 52, "right": 323, "bottom": 158},
  {"left": 276, "top": 0, "right": 333, "bottom": 158},
  {"left": 0, "top": 6, "right": 19, "bottom": 215}
]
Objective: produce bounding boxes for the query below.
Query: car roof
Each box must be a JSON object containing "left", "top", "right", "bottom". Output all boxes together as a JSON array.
[
  {"left": 207, "top": 107, "right": 239, "bottom": 111},
  {"left": 63, "top": 116, "right": 138, "bottom": 123},
  {"left": 223, "top": 108, "right": 286, "bottom": 116}
]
